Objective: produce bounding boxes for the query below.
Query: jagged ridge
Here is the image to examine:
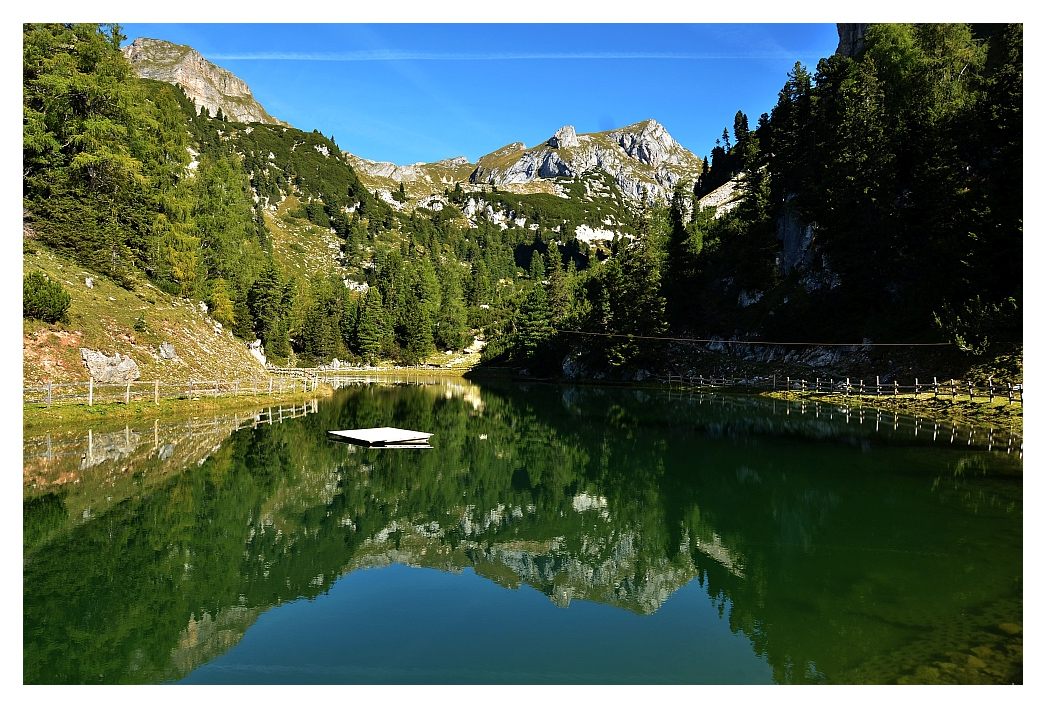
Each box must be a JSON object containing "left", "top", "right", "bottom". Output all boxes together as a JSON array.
[{"left": 470, "top": 119, "right": 705, "bottom": 204}]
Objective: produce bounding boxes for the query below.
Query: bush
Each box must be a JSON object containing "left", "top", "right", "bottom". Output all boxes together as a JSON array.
[{"left": 23, "top": 271, "right": 70, "bottom": 323}]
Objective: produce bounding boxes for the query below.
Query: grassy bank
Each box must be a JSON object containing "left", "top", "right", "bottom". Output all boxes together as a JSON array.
[
  {"left": 752, "top": 388, "right": 1023, "bottom": 434},
  {"left": 23, "top": 383, "right": 335, "bottom": 431}
]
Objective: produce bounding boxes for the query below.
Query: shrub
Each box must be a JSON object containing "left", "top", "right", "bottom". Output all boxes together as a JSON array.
[{"left": 23, "top": 271, "right": 70, "bottom": 323}]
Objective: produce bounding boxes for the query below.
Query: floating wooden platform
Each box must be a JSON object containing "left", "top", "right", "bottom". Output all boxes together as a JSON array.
[{"left": 327, "top": 427, "right": 433, "bottom": 448}]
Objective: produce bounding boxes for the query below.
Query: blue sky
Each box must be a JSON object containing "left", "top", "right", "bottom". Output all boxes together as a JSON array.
[{"left": 118, "top": 23, "right": 842, "bottom": 165}]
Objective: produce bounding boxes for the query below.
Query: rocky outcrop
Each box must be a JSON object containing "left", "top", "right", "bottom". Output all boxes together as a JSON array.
[
  {"left": 122, "top": 37, "right": 281, "bottom": 124},
  {"left": 346, "top": 154, "right": 472, "bottom": 184},
  {"left": 470, "top": 119, "right": 704, "bottom": 204},
  {"left": 836, "top": 23, "right": 871, "bottom": 58},
  {"left": 697, "top": 175, "right": 743, "bottom": 218},
  {"left": 547, "top": 125, "right": 579, "bottom": 149},
  {"left": 80, "top": 348, "right": 141, "bottom": 384},
  {"left": 607, "top": 119, "right": 680, "bottom": 167},
  {"left": 777, "top": 203, "right": 816, "bottom": 273}
]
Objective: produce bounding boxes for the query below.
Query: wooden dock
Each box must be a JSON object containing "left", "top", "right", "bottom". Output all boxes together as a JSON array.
[{"left": 327, "top": 427, "right": 433, "bottom": 448}]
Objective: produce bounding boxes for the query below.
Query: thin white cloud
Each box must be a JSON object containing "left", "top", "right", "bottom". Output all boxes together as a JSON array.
[{"left": 208, "top": 50, "right": 821, "bottom": 61}]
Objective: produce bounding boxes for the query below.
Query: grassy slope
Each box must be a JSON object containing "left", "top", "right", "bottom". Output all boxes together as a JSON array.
[
  {"left": 266, "top": 195, "right": 355, "bottom": 282},
  {"left": 23, "top": 243, "right": 269, "bottom": 388}
]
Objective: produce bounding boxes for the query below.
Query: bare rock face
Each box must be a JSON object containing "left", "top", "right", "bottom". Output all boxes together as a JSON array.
[
  {"left": 608, "top": 119, "right": 680, "bottom": 167},
  {"left": 121, "top": 37, "right": 281, "bottom": 124},
  {"left": 836, "top": 23, "right": 871, "bottom": 58},
  {"left": 547, "top": 125, "right": 579, "bottom": 149},
  {"left": 470, "top": 119, "right": 703, "bottom": 204},
  {"left": 80, "top": 348, "right": 141, "bottom": 384}
]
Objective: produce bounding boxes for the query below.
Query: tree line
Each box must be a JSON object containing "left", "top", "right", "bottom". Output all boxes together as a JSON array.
[{"left": 23, "top": 23, "right": 1021, "bottom": 374}]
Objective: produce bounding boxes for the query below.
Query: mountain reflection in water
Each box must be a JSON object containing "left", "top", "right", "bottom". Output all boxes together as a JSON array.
[{"left": 23, "top": 379, "right": 1022, "bottom": 684}]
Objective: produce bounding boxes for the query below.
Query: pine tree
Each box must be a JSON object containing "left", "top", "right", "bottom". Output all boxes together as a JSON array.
[
  {"left": 355, "top": 287, "right": 386, "bottom": 365},
  {"left": 400, "top": 293, "right": 435, "bottom": 365},
  {"left": 23, "top": 271, "right": 71, "bottom": 323},
  {"left": 545, "top": 240, "right": 570, "bottom": 324},
  {"left": 516, "top": 280, "right": 553, "bottom": 360},
  {"left": 529, "top": 250, "right": 546, "bottom": 283},
  {"left": 435, "top": 268, "right": 469, "bottom": 350}
]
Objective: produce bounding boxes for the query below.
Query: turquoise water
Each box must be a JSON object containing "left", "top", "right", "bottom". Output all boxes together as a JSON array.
[{"left": 23, "top": 379, "right": 1022, "bottom": 684}]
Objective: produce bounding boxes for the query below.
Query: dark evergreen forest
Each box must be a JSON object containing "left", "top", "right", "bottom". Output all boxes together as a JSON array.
[{"left": 23, "top": 23, "right": 1022, "bottom": 374}]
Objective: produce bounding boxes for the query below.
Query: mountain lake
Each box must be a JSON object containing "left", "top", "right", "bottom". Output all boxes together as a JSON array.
[{"left": 23, "top": 376, "right": 1022, "bottom": 684}]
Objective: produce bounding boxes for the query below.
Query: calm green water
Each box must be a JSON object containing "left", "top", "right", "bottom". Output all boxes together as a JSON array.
[{"left": 23, "top": 379, "right": 1022, "bottom": 684}]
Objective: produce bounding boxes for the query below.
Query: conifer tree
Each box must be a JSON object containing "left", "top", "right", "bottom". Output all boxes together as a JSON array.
[
  {"left": 355, "top": 287, "right": 386, "bottom": 365},
  {"left": 23, "top": 271, "right": 71, "bottom": 323},
  {"left": 529, "top": 251, "right": 546, "bottom": 283},
  {"left": 516, "top": 280, "right": 553, "bottom": 361},
  {"left": 208, "top": 277, "right": 236, "bottom": 328},
  {"left": 545, "top": 240, "right": 570, "bottom": 324},
  {"left": 435, "top": 268, "right": 469, "bottom": 350}
]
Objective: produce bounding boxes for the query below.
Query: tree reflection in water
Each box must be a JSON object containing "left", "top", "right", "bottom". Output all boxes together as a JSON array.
[{"left": 24, "top": 380, "right": 1022, "bottom": 684}]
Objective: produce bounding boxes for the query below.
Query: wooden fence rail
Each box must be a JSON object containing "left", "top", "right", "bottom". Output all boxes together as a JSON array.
[
  {"left": 24, "top": 376, "right": 320, "bottom": 408},
  {"left": 24, "top": 400, "right": 319, "bottom": 463},
  {"left": 661, "top": 373, "right": 1022, "bottom": 405}
]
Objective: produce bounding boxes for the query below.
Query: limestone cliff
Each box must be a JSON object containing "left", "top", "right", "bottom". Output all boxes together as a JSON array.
[
  {"left": 343, "top": 154, "right": 475, "bottom": 197},
  {"left": 121, "top": 37, "right": 283, "bottom": 125},
  {"left": 470, "top": 119, "right": 704, "bottom": 204},
  {"left": 836, "top": 23, "right": 871, "bottom": 58}
]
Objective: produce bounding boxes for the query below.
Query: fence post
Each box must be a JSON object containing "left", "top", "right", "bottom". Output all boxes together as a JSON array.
[
  {"left": 951, "top": 379, "right": 957, "bottom": 401},
  {"left": 876, "top": 376, "right": 880, "bottom": 398},
  {"left": 915, "top": 378, "right": 919, "bottom": 400},
  {"left": 234, "top": 380, "right": 239, "bottom": 397},
  {"left": 47, "top": 382, "right": 52, "bottom": 409},
  {"left": 988, "top": 376, "right": 994, "bottom": 404},
  {"left": 88, "top": 377, "right": 94, "bottom": 406},
  {"left": 269, "top": 378, "right": 273, "bottom": 396},
  {"left": 155, "top": 380, "right": 159, "bottom": 405},
  {"left": 933, "top": 377, "right": 938, "bottom": 400},
  {"left": 214, "top": 379, "right": 219, "bottom": 399},
  {"left": 1007, "top": 382, "right": 1013, "bottom": 405},
  {"left": 189, "top": 379, "right": 193, "bottom": 399},
  {"left": 968, "top": 380, "right": 974, "bottom": 402},
  {"left": 125, "top": 381, "right": 131, "bottom": 404}
]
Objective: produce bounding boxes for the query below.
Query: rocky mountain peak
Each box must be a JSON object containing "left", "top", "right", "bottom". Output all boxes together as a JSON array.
[
  {"left": 469, "top": 119, "right": 702, "bottom": 204},
  {"left": 609, "top": 119, "right": 680, "bottom": 168},
  {"left": 121, "top": 37, "right": 282, "bottom": 125}
]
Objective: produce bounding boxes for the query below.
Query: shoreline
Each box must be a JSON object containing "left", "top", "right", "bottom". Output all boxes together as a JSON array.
[{"left": 23, "top": 384, "right": 335, "bottom": 432}]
